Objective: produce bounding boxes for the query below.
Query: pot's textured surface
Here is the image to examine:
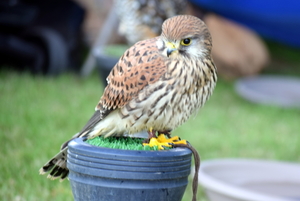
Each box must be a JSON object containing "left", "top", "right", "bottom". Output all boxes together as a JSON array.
[{"left": 67, "top": 138, "right": 192, "bottom": 201}]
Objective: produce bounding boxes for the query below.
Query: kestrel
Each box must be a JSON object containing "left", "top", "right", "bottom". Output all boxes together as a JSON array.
[{"left": 40, "top": 15, "right": 217, "bottom": 180}]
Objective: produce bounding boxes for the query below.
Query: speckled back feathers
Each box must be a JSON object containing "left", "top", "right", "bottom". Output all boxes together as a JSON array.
[{"left": 98, "top": 37, "right": 167, "bottom": 110}]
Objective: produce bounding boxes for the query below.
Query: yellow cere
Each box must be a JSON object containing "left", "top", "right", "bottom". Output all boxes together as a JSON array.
[{"left": 166, "top": 42, "right": 177, "bottom": 49}]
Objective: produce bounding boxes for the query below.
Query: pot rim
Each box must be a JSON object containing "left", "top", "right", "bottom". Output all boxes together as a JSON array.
[{"left": 68, "top": 138, "right": 192, "bottom": 160}]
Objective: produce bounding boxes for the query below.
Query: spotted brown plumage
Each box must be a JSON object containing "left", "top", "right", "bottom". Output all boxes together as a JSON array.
[
  {"left": 98, "top": 37, "right": 166, "bottom": 110},
  {"left": 40, "top": 15, "right": 217, "bottom": 181}
]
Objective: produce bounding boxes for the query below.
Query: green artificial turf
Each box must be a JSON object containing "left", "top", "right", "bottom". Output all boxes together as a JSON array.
[
  {"left": 0, "top": 41, "right": 300, "bottom": 201},
  {"left": 86, "top": 136, "right": 163, "bottom": 151}
]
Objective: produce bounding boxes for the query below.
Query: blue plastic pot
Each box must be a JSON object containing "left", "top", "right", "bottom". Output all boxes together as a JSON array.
[{"left": 67, "top": 138, "right": 192, "bottom": 201}]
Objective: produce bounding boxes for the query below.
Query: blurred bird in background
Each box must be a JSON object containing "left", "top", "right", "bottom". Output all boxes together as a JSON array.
[{"left": 114, "top": 0, "right": 187, "bottom": 45}]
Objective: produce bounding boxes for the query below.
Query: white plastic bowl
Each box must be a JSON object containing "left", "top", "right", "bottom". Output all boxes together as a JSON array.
[
  {"left": 197, "top": 159, "right": 300, "bottom": 201},
  {"left": 235, "top": 76, "right": 300, "bottom": 108}
]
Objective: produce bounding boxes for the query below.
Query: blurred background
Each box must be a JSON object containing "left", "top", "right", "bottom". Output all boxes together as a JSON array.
[{"left": 0, "top": 0, "right": 299, "bottom": 200}]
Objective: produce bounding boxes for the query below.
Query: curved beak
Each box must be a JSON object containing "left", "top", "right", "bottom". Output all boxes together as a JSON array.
[{"left": 166, "top": 42, "right": 178, "bottom": 57}]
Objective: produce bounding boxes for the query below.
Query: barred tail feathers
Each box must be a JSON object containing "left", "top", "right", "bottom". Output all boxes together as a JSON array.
[
  {"left": 39, "top": 147, "right": 69, "bottom": 181},
  {"left": 39, "top": 110, "right": 125, "bottom": 181}
]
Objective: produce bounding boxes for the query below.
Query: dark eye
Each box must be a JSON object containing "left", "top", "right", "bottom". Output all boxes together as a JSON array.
[{"left": 181, "top": 38, "right": 191, "bottom": 46}]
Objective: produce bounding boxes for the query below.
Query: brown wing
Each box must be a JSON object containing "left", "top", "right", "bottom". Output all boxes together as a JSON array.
[{"left": 96, "top": 37, "right": 167, "bottom": 110}]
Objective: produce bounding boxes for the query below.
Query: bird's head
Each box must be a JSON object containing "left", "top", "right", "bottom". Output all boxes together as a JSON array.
[{"left": 157, "top": 15, "right": 212, "bottom": 60}]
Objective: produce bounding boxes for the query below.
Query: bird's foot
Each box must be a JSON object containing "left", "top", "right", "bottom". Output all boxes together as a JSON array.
[
  {"left": 143, "top": 134, "right": 187, "bottom": 150},
  {"left": 158, "top": 130, "right": 172, "bottom": 138},
  {"left": 143, "top": 127, "right": 157, "bottom": 144}
]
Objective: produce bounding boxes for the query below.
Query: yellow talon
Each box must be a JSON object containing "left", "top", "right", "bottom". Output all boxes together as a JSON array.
[
  {"left": 157, "top": 134, "right": 179, "bottom": 143},
  {"left": 143, "top": 134, "right": 187, "bottom": 150},
  {"left": 143, "top": 138, "right": 172, "bottom": 150}
]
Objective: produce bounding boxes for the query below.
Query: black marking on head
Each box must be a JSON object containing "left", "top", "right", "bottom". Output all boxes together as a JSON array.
[{"left": 179, "top": 50, "right": 189, "bottom": 59}]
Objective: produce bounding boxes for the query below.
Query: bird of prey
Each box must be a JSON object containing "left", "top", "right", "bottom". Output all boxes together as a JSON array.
[
  {"left": 40, "top": 15, "right": 217, "bottom": 181},
  {"left": 114, "top": 0, "right": 188, "bottom": 44}
]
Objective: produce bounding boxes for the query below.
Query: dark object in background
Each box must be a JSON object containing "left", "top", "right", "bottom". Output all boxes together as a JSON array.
[
  {"left": 0, "top": 0, "right": 85, "bottom": 75},
  {"left": 96, "top": 53, "right": 118, "bottom": 86}
]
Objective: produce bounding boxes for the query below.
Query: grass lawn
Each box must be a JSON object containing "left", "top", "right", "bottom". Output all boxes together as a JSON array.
[{"left": 0, "top": 41, "right": 300, "bottom": 201}]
